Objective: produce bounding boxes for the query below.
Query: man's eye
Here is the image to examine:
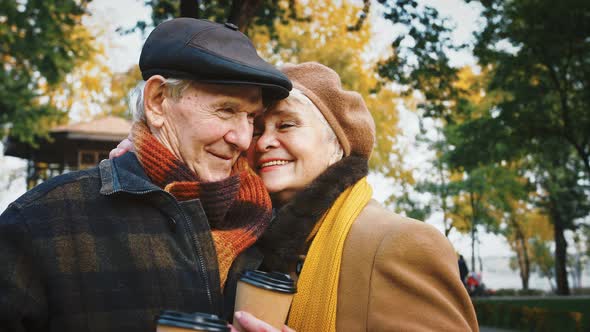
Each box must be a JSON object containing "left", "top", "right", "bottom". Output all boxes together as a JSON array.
[
  {"left": 220, "top": 108, "right": 236, "bottom": 116},
  {"left": 247, "top": 112, "right": 257, "bottom": 124}
]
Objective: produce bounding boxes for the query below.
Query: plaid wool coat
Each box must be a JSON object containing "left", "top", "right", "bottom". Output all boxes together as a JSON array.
[{"left": 0, "top": 152, "right": 262, "bottom": 332}]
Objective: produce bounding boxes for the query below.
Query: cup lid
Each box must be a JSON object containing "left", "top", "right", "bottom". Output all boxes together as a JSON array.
[
  {"left": 239, "top": 270, "right": 297, "bottom": 294},
  {"left": 156, "top": 310, "right": 229, "bottom": 331}
]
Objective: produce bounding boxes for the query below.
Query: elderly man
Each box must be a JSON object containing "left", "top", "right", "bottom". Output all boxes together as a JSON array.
[{"left": 0, "top": 18, "right": 291, "bottom": 332}]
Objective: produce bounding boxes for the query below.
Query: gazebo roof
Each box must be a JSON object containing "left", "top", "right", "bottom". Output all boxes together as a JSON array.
[
  {"left": 51, "top": 116, "right": 131, "bottom": 141},
  {"left": 4, "top": 116, "right": 132, "bottom": 163}
]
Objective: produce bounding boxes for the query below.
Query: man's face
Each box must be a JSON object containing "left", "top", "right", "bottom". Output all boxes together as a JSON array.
[{"left": 161, "top": 83, "right": 263, "bottom": 182}]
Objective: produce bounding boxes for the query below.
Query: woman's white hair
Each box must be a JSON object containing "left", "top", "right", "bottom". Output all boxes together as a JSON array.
[
  {"left": 289, "top": 88, "right": 344, "bottom": 164},
  {"left": 129, "top": 78, "right": 193, "bottom": 123}
]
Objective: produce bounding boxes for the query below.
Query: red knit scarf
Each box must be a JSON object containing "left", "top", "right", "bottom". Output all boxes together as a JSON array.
[{"left": 132, "top": 122, "right": 272, "bottom": 288}]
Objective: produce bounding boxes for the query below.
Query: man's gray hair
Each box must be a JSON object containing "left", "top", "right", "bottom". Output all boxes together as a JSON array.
[{"left": 129, "top": 78, "right": 194, "bottom": 123}]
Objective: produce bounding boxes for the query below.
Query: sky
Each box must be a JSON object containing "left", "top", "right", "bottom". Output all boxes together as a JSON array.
[{"left": 1, "top": 0, "right": 587, "bottom": 289}]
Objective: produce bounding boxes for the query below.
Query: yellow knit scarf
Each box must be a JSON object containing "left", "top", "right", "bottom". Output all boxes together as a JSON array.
[{"left": 287, "top": 177, "right": 373, "bottom": 332}]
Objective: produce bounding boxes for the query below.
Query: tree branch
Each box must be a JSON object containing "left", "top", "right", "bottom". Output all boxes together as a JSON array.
[
  {"left": 180, "top": 0, "right": 199, "bottom": 18},
  {"left": 287, "top": 0, "right": 311, "bottom": 22},
  {"left": 347, "top": 0, "right": 370, "bottom": 31},
  {"left": 543, "top": 57, "right": 590, "bottom": 177},
  {"left": 228, "top": 0, "right": 264, "bottom": 33}
]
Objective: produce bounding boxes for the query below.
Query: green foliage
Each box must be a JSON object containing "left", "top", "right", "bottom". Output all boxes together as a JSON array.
[
  {"left": 473, "top": 298, "right": 590, "bottom": 331},
  {"left": 492, "top": 288, "right": 546, "bottom": 297},
  {"left": 531, "top": 148, "right": 590, "bottom": 230},
  {"left": 405, "top": 0, "right": 590, "bottom": 291},
  {"left": 466, "top": 0, "right": 590, "bottom": 177},
  {"left": 128, "top": 0, "right": 286, "bottom": 37},
  {"left": 0, "top": 0, "right": 93, "bottom": 145},
  {"left": 572, "top": 288, "right": 590, "bottom": 295},
  {"left": 530, "top": 238, "right": 555, "bottom": 288},
  {"left": 377, "top": 0, "right": 464, "bottom": 121}
]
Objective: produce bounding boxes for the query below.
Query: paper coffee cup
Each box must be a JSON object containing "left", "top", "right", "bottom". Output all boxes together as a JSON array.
[
  {"left": 156, "top": 310, "right": 229, "bottom": 332},
  {"left": 233, "top": 270, "right": 297, "bottom": 331}
]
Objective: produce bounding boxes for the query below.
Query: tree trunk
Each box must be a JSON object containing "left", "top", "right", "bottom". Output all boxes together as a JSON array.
[
  {"left": 517, "top": 233, "right": 530, "bottom": 290},
  {"left": 469, "top": 190, "right": 477, "bottom": 271},
  {"left": 443, "top": 214, "right": 451, "bottom": 237},
  {"left": 521, "top": 236, "right": 530, "bottom": 290},
  {"left": 438, "top": 160, "right": 452, "bottom": 238},
  {"left": 554, "top": 220, "right": 570, "bottom": 295},
  {"left": 512, "top": 218, "right": 530, "bottom": 290},
  {"left": 227, "top": 0, "right": 265, "bottom": 33},
  {"left": 180, "top": 0, "right": 199, "bottom": 18}
]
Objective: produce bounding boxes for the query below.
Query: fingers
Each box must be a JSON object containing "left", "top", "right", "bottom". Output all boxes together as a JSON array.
[
  {"left": 109, "top": 148, "right": 124, "bottom": 159},
  {"left": 118, "top": 138, "right": 134, "bottom": 151},
  {"left": 108, "top": 138, "right": 135, "bottom": 159},
  {"left": 233, "top": 311, "right": 282, "bottom": 332}
]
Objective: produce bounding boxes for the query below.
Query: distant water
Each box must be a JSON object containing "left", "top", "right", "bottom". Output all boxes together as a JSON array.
[{"left": 468, "top": 255, "right": 590, "bottom": 291}]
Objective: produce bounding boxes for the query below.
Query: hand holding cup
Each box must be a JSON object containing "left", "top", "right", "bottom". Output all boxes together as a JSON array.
[
  {"left": 233, "top": 270, "right": 296, "bottom": 332},
  {"left": 231, "top": 311, "right": 295, "bottom": 332}
]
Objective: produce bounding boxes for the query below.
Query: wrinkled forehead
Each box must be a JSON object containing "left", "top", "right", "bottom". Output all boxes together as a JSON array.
[{"left": 191, "top": 82, "right": 263, "bottom": 105}]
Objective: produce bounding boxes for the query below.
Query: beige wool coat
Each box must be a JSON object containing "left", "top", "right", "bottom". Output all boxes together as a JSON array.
[{"left": 335, "top": 200, "right": 479, "bottom": 331}]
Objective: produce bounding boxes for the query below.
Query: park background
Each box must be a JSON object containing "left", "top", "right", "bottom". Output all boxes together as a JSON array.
[{"left": 1, "top": 0, "right": 590, "bottom": 330}]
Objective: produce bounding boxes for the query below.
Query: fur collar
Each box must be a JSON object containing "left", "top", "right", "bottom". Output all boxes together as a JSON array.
[{"left": 256, "top": 155, "right": 369, "bottom": 272}]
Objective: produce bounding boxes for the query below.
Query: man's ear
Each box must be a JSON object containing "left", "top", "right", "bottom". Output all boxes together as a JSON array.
[{"left": 144, "top": 75, "right": 167, "bottom": 128}]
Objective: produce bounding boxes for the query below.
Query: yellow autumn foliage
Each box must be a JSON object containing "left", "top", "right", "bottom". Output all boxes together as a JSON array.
[{"left": 38, "top": 23, "right": 113, "bottom": 122}]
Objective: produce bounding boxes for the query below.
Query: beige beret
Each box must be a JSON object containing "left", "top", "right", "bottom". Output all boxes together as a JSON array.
[{"left": 280, "top": 62, "right": 376, "bottom": 158}]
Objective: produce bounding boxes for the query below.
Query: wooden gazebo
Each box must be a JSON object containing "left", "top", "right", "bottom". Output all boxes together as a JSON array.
[{"left": 4, "top": 116, "right": 131, "bottom": 189}]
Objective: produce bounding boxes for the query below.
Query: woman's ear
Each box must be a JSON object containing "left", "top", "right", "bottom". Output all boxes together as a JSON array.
[{"left": 144, "top": 75, "right": 167, "bottom": 129}]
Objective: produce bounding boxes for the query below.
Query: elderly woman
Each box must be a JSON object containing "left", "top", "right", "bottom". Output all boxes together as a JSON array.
[{"left": 235, "top": 62, "right": 478, "bottom": 332}]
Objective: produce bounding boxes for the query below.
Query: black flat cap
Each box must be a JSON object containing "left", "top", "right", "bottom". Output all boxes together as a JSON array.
[{"left": 139, "top": 18, "right": 292, "bottom": 99}]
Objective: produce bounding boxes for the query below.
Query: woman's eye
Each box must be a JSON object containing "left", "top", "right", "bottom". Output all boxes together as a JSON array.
[{"left": 278, "top": 122, "right": 295, "bottom": 130}]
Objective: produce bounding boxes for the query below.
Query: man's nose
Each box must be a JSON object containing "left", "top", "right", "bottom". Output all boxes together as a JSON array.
[{"left": 225, "top": 114, "right": 253, "bottom": 152}]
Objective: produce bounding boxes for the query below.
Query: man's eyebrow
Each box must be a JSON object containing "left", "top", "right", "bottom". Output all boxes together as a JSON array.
[
  {"left": 211, "top": 100, "right": 240, "bottom": 109},
  {"left": 212, "top": 100, "right": 264, "bottom": 114}
]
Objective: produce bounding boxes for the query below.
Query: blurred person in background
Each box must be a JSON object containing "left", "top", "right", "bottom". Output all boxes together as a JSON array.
[{"left": 459, "top": 254, "right": 470, "bottom": 286}]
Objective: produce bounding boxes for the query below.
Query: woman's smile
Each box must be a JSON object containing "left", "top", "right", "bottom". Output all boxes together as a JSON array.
[{"left": 258, "top": 159, "right": 293, "bottom": 172}]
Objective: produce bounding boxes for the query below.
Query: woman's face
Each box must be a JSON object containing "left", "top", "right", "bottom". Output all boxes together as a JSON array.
[{"left": 248, "top": 91, "right": 342, "bottom": 206}]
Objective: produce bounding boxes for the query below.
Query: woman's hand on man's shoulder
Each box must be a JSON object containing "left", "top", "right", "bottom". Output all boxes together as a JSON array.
[{"left": 109, "top": 135, "right": 134, "bottom": 159}]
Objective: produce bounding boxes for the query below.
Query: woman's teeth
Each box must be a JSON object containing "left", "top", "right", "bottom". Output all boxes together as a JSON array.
[{"left": 260, "top": 160, "right": 290, "bottom": 168}]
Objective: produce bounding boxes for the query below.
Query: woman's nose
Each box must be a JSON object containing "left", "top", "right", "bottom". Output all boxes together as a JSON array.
[{"left": 255, "top": 131, "right": 279, "bottom": 152}]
